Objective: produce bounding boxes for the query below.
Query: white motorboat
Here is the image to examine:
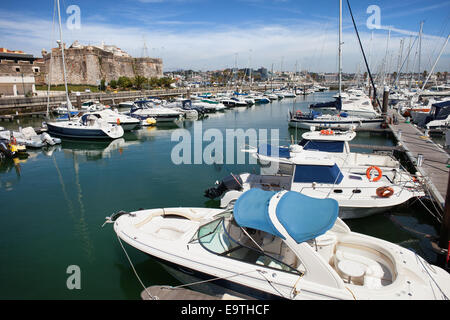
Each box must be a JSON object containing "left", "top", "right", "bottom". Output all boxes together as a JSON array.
[
  {"left": 128, "top": 100, "right": 182, "bottom": 123},
  {"left": 53, "top": 101, "right": 79, "bottom": 116},
  {"left": 0, "top": 127, "right": 61, "bottom": 148},
  {"left": 288, "top": 129, "right": 400, "bottom": 169},
  {"left": 205, "top": 149, "right": 424, "bottom": 219},
  {"left": 289, "top": 110, "right": 384, "bottom": 130},
  {"left": 85, "top": 109, "right": 140, "bottom": 131},
  {"left": 80, "top": 100, "right": 105, "bottom": 112},
  {"left": 45, "top": 113, "right": 124, "bottom": 139},
  {"left": 164, "top": 100, "right": 199, "bottom": 119},
  {"left": 109, "top": 189, "right": 450, "bottom": 300}
]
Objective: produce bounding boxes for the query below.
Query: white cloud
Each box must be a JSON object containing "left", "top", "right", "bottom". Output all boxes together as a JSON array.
[{"left": 0, "top": 10, "right": 448, "bottom": 73}]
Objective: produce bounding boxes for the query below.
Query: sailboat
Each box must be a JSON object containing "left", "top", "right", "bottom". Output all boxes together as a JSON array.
[
  {"left": 288, "top": 0, "right": 384, "bottom": 129},
  {"left": 44, "top": 0, "right": 124, "bottom": 140}
]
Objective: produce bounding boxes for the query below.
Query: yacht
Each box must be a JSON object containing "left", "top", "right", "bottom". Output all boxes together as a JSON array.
[
  {"left": 128, "top": 100, "right": 182, "bottom": 123},
  {"left": 45, "top": 113, "right": 124, "bottom": 139},
  {"left": 205, "top": 148, "right": 424, "bottom": 219},
  {"left": 85, "top": 109, "right": 140, "bottom": 131},
  {"left": 289, "top": 110, "right": 384, "bottom": 130},
  {"left": 109, "top": 189, "right": 450, "bottom": 300}
]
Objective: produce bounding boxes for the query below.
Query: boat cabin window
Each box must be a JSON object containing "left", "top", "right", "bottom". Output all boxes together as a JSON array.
[
  {"left": 293, "top": 164, "right": 344, "bottom": 184},
  {"left": 193, "top": 218, "right": 302, "bottom": 275},
  {"left": 299, "top": 139, "right": 345, "bottom": 153}
]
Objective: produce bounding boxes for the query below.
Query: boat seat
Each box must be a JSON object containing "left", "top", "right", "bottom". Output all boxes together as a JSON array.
[
  {"left": 334, "top": 249, "right": 385, "bottom": 288},
  {"left": 261, "top": 234, "right": 281, "bottom": 255}
]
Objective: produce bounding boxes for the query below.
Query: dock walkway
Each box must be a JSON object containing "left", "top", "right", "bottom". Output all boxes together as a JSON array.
[{"left": 388, "top": 110, "right": 449, "bottom": 215}]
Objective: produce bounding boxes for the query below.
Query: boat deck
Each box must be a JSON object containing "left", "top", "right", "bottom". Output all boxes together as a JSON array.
[{"left": 388, "top": 109, "right": 449, "bottom": 215}]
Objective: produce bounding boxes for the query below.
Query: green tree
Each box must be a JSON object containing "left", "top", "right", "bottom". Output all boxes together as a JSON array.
[
  {"left": 134, "top": 75, "right": 147, "bottom": 90},
  {"left": 110, "top": 79, "right": 118, "bottom": 89},
  {"left": 118, "top": 76, "right": 132, "bottom": 89}
]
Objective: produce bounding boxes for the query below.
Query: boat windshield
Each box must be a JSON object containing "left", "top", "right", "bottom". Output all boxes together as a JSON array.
[{"left": 191, "top": 217, "right": 302, "bottom": 275}]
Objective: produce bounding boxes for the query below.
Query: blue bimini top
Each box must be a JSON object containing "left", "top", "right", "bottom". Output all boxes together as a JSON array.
[
  {"left": 233, "top": 189, "right": 339, "bottom": 244},
  {"left": 258, "top": 144, "right": 291, "bottom": 158}
]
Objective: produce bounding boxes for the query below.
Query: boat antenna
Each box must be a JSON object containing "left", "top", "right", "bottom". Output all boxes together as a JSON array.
[
  {"left": 338, "top": 0, "right": 343, "bottom": 98},
  {"left": 345, "top": 0, "right": 382, "bottom": 113},
  {"left": 57, "top": 0, "right": 71, "bottom": 121}
]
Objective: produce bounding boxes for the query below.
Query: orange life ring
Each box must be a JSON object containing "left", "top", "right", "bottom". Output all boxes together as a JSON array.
[
  {"left": 366, "top": 166, "right": 382, "bottom": 182},
  {"left": 376, "top": 186, "right": 394, "bottom": 198},
  {"left": 320, "top": 129, "right": 334, "bottom": 135}
]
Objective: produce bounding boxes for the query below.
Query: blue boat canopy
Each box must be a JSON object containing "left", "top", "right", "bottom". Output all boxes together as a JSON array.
[
  {"left": 233, "top": 189, "right": 339, "bottom": 244},
  {"left": 299, "top": 139, "right": 345, "bottom": 153},
  {"left": 234, "top": 189, "right": 285, "bottom": 239},
  {"left": 258, "top": 144, "right": 290, "bottom": 158}
]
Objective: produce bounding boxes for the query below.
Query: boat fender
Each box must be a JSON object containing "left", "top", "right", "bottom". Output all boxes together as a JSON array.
[
  {"left": 366, "top": 166, "right": 382, "bottom": 182},
  {"left": 376, "top": 186, "right": 394, "bottom": 198},
  {"left": 116, "top": 118, "right": 121, "bottom": 125}
]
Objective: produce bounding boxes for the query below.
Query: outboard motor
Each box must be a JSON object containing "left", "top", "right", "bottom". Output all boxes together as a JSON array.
[
  {"left": 204, "top": 174, "right": 243, "bottom": 199},
  {"left": 0, "top": 139, "right": 16, "bottom": 159}
]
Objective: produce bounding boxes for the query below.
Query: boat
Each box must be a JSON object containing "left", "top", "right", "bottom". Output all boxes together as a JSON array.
[
  {"left": 266, "top": 129, "right": 400, "bottom": 169},
  {"left": 45, "top": 0, "right": 124, "bottom": 140},
  {"left": 84, "top": 109, "right": 140, "bottom": 131},
  {"left": 411, "top": 99, "right": 450, "bottom": 127},
  {"left": 288, "top": 110, "right": 384, "bottom": 130},
  {"left": 164, "top": 100, "right": 200, "bottom": 119},
  {"left": 109, "top": 188, "right": 450, "bottom": 300},
  {"left": 46, "top": 113, "right": 124, "bottom": 139},
  {"left": 205, "top": 145, "right": 424, "bottom": 219},
  {"left": 0, "top": 127, "right": 61, "bottom": 148},
  {"left": 52, "top": 101, "right": 79, "bottom": 116},
  {"left": 128, "top": 100, "right": 182, "bottom": 123},
  {"left": 80, "top": 100, "right": 106, "bottom": 112}
]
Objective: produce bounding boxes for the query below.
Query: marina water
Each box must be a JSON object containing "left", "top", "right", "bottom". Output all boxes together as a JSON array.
[{"left": 0, "top": 92, "right": 441, "bottom": 299}]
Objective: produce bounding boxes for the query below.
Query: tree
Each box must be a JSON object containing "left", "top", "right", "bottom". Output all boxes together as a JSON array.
[
  {"left": 134, "top": 75, "right": 147, "bottom": 90},
  {"left": 117, "top": 76, "right": 132, "bottom": 89},
  {"left": 109, "top": 79, "right": 117, "bottom": 89},
  {"left": 99, "top": 79, "right": 106, "bottom": 91}
]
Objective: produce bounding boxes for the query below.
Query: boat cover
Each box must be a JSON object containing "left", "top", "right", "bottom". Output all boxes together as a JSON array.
[
  {"left": 258, "top": 144, "right": 290, "bottom": 158},
  {"left": 299, "top": 139, "right": 345, "bottom": 153},
  {"left": 233, "top": 189, "right": 339, "bottom": 243}
]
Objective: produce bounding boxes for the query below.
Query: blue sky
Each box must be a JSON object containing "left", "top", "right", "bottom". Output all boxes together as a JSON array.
[{"left": 1, "top": 0, "right": 449, "bottom": 72}]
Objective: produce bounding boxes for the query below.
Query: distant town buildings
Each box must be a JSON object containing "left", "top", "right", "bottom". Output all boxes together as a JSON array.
[{"left": 0, "top": 48, "right": 43, "bottom": 96}]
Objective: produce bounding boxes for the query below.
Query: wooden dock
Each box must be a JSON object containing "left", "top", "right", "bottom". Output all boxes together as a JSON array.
[{"left": 388, "top": 110, "right": 450, "bottom": 214}]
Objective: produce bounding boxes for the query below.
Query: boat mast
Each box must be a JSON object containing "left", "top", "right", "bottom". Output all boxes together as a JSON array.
[
  {"left": 338, "top": 0, "right": 342, "bottom": 97},
  {"left": 421, "top": 34, "right": 450, "bottom": 90},
  {"left": 56, "top": 0, "right": 71, "bottom": 119},
  {"left": 418, "top": 21, "right": 423, "bottom": 86}
]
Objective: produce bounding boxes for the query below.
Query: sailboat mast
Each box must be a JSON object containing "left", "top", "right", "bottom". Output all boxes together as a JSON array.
[
  {"left": 56, "top": 0, "right": 71, "bottom": 118},
  {"left": 338, "top": 0, "right": 342, "bottom": 97},
  {"left": 421, "top": 34, "right": 449, "bottom": 90}
]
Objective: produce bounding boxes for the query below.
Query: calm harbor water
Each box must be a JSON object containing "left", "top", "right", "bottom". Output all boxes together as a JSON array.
[{"left": 0, "top": 91, "right": 442, "bottom": 299}]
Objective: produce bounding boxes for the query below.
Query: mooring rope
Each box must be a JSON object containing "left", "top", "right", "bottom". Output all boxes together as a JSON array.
[{"left": 116, "top": 235, "right": 156, "bottom": 300}]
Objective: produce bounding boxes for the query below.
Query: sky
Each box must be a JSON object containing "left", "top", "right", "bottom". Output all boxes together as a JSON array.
[{"left": 1, "top": 0, "right": 449, "bottom": 73}]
